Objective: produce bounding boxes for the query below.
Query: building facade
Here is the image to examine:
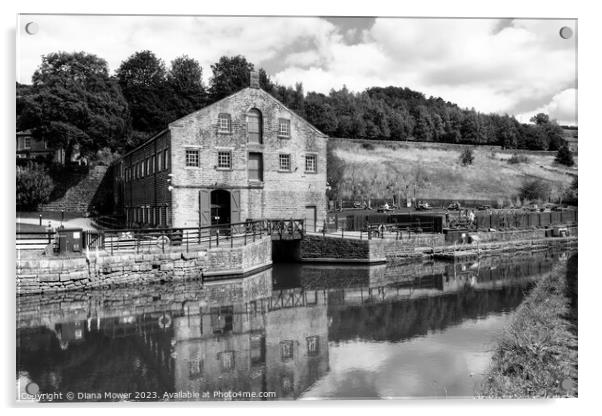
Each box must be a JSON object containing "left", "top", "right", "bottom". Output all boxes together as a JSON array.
[
  {"left": 16, "top": 130, "right": 65, "bottom": 164},
  {"left": 115, "top": 76, "right": 328, "bottom": 231}
]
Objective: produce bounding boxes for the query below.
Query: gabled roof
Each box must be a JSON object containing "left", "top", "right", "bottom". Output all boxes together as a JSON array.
[{"left": 169, "top": 87, "right": 328, "bottom": 138}]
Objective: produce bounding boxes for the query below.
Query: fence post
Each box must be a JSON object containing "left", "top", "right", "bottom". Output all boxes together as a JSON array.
[
  {"left": 186, "top": 231, "right": 189, "bottom": 253},
  {"left": 231, "top": 226, "right": 234, "bottom": 248},
  {"left": 216, "top": 229, "right": 219, "bottom": 247},
  {"left": 111, "top": 235, "right": 114, "bottom": 256},
  {"left": 162, "top": 232, "right": 165, "bottom": 253},
  {"left": 244, "top": 231, "right": 247, "bottom": 246}
]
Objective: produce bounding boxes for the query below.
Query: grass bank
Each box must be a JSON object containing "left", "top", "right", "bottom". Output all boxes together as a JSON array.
[
  {"left": 480, "top": 253, "right": 578, "bottom": 398},
  {"left": 331, "top": 139, "right": 577, "bottom": 202}
]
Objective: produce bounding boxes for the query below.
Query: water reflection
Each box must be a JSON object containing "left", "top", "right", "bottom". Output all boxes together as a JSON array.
[{"left": 17, "top": 250, "right": 570, "bottom": 401}]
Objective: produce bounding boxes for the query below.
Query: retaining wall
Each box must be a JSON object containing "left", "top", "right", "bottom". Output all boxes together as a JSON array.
[
  {"left": 16, "top": 237, "right": 272, "bottom": 295},
  {"left": 300, "top": 234, "right": 446, "bottom": 263}
]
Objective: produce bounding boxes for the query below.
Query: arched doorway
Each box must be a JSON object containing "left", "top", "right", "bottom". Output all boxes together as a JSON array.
[{"left": 210, "top": 189, "right": 231, "bottom": 226}]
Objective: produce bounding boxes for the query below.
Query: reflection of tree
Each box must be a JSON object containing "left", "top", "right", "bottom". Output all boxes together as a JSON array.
[{"left": 328, "top": 284, "right": 530, "bottom": 343}]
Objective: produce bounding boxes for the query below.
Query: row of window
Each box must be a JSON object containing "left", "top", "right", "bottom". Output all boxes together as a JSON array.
[
  {"left": 124, "top": 149, "right": 169, "bottom": 182},
  {"left": 185, "top": 149, "right": 317, "bottom": 174},
  {"left": 126, "top": 205, "right": 169, "bottom": 226},
  {"left": 187, "top": 335, "right": 320, "bottom": 378},
  {"left": 217, "top": 111, "right": 291, "bottom": 140}
]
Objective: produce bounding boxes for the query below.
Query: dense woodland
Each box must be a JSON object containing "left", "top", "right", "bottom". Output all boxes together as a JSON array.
[{"left": 17, "top": 51, "right": 569, "bottom": 161}]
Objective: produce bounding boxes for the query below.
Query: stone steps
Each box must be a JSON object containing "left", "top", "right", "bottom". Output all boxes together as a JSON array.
[{"left": 40, "top": 165, "right": 108, "bottom": 214}]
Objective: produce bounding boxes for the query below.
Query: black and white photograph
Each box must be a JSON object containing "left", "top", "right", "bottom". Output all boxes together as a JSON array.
[{"left": 7, "top": 1, "right": 590, "bottom": 407}]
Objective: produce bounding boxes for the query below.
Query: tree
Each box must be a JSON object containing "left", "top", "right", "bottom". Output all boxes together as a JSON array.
[
  {"left": 18, "top": 51, "right": 130, "bottom": 158},
  {"left": 116, "top": 50, "right": 169, "bottom": 136},
  {"left": 16, "top": 163, "right": 54, "bottom": 209},
  {"left": 460, "top": 148, "right": 474, "bottom": 166},
  {"left": 519, "top": 178, "right": 552, "bottom": 202},
  {"left": 208, "top": 55, "right": 255, "bottom": 101},
  {"left": 166, "top": 55, "right": 206, "bottom": 118},
  {"left": 530, "top": 113, "right": 550, "bottom": 125},
  {"left": 326, "top": 145, "right": 346, "bottom": 207},
  {"left": 555, "top": 144, "right": 575, "bottom": 166}
]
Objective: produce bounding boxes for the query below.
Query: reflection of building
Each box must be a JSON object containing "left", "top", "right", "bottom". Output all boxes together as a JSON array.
[
  {"left": 172, "top": 288, "right": 329, "bottom": 400},
  {"left": 113, "top": 71, "right": 327, "bottom": 230}
]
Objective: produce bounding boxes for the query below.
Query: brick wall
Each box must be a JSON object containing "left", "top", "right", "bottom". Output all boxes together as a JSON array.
[{"left": 117, "top": 130, "right": 172, "bottom": 227}]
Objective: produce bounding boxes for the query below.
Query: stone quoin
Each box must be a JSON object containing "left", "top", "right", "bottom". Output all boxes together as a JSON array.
[{"left": 113, "top": 71, "right": 328, "bottom": 231}]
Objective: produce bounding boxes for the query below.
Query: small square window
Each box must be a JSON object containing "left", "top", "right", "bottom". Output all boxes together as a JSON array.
[
  {"left": 305, "top": 154, "right": 317, "bottom": 173},
  {"left": 185, "top": 149, "right": 200, "bottom": 167},
  {"left": 278, "top": 119, "right": 290, "bottom": 137},
  {"left": 306, "top": 336, "right": 320, "bottom": 356},
  {"left": 279, "top": 154, "right": 291, "bottom": 171},
  {"left": 280, "top": 340, "right": 294, "bottom": 361},
  {"left": 23, "top": 136, "right": 32, "bottom": 149},
  {"left": 218, "top": 113, "right": 232, "bottom": 133},
  {"left": 217, "top": 151, "right": 232, "bottom": 169}
]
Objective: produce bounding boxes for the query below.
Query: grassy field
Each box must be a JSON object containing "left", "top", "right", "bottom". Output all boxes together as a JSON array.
[
  {"left": 331, "top": 139, "right": 577, "bottom": 203},
  {"left": 480, "top": 254, "right": 578, "bottom": 398}
]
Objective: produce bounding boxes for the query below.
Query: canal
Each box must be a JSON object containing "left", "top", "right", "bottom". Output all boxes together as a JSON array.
[{"left": 16, "top": 249, "right": 572, "bottom": 401}]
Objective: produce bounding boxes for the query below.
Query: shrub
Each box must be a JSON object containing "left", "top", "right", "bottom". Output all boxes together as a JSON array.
[
  {"left": 361, "top": 142, "right": 375, "bottom": 151},
  {"left": 555, "top": 144, "right": 575, "bottom": 167},
  {"left": 519, "top": 178, "right": 551, "bottom": 202},
  {"left": 460, "top": 148, "right": 474, "bottom": 166},
  {"left": 16, "top": 163, "right": 54, "bottom": 210},
  {"left": 507, "top": 153, "right": 529, "bottom": 164}
]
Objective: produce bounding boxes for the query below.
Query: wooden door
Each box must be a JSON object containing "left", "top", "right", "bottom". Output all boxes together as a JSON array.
[
  {"left": 199, "top": 189, "right": 211, "bottom": 227},
  {"left": 230, "top": 190, "right": 241, "bottom": 224}
]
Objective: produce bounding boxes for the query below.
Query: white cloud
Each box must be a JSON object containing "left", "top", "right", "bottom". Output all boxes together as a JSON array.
[
  {"left": 17, "top": 15, "right": 577, "bottom": 124},
  {"left": 517, "top": 88, "right": 577, "bottom": 125}
]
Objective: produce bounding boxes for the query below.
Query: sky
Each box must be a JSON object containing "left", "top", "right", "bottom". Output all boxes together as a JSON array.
[{"left": 17, "top": 15, "right": 577, "bottom": 125}]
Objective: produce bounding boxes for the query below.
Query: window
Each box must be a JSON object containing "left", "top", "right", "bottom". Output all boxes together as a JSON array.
[
  {"left": 305, "top": 154, "right": 317, "bottom": 173},
  {"left": 248, "top": 152, "right": 263, "bottom": 181},
  {"left": 217, "top": 151, "right": 232, "bottom": 169},
  {"left": 163, "top": 149, "right": 169, "bottom": 170},
  {"left": 307, "top": 336, "right": 320, "bottom": 356},
  {"left": 279, "top": 154, "right": 291, "bottom": 171},
  {"left": 151, "top": 155, "right": 156, "bottom": 174},
  {"left": 218, "top": 113, "right": 232, "bottom": 133},
  {"left": 218, "top": 351, "right": 235, "bottom": 372},
  {"left": 145, "top": 158, "right": 150, "bottom": 175},
  {"left": 157, "top": 152, "right": 162, "bottom": 171},
  {"left": 280, "top": 340, "right": 294, "bottom": 361},
  {"left": 188, "top": 357, "right": 203, "bottom": 380},
  {"left": 185, "top": 149, "right": 200, "bottom": 167},
  {"left": 278, "top": 118, "right": 290, "bottom": 138},
  {"left": 247, "top": 109, "right": 262, "bottom": 143},
  {"left": 23, "top": 136, "right": 31, "bottom": 149}
]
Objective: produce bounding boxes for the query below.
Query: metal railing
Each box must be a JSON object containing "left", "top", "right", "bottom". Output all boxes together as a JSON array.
[
  {"left": 16, "top": 218, "right": 305, "bottom": 254},
  {"left": 15, "top": 231, "right": 54, "bottom": 250}
]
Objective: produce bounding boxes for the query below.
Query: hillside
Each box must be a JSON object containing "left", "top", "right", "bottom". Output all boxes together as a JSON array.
[{"left": 330, "top": 139, "right": 577, "bottom": 203}]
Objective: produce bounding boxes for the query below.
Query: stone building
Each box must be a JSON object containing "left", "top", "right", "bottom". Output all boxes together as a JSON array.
[{"left": 114, "top": 72, "right": 328, "bottom": 231}]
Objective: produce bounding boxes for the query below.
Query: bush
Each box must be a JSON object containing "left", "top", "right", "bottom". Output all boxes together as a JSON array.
[
  {"left": 555, "top": 144, "right": 575, "bottom": 167},
  {"left": 507, "top": 153, "right": 529, "bottom": 164},
  {"left": 519, "top": 178, "right": 551, "bottom": 202},
  {"left": 361, "top": 142, "right": 375, "bottom": 151},
  {"left": 460, "top": 148, "right": 474, "bottom": 166},
  {"left": 16, "top": 163, "right": 55, "bottom": 210}
]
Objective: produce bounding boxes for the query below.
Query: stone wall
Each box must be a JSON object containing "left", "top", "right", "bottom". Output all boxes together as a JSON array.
[
  {"left": 300, "top": 234, "right": 446, "bottom": 263},
  {"left": 168, "top": 87, "right": 327, "bottom": 229},
  {"left": 16, "top": 237, "right": 272, "bottom": 295}
]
